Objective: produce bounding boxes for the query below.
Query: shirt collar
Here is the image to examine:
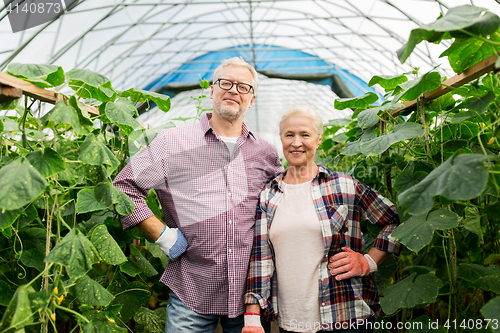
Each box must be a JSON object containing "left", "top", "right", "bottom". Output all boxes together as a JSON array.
[
  {"left": 201, "top": 112, "right": 256, "bottom": 140},
  {"left": 270, "top": 164, "right": 330, "bottom": 189}
]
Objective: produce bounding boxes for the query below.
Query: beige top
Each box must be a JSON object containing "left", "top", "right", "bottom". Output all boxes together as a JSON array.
[{"left": 269, "top": 180, "right": 325, "bottom": 333}]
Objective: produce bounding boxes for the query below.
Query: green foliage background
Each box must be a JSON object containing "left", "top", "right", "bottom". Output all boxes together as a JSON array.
[
  {"left": 0, "top": 4, "right": 500, "bottom": 333},
  {"left": 316, "top": 5, "right": 500, "bottom": 332}
]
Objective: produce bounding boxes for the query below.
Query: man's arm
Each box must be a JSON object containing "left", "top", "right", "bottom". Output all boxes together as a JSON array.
[
  {"left": 138, "top": 215, "right": 167, "bottom": 241},
  {"left": 136, "top": 215, "right": 188, "bottom": 261}
]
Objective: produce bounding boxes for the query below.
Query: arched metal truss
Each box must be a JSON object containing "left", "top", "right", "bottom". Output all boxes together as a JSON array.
[{"left": 2, "top": 0, "right": 499, "bottom": 91}]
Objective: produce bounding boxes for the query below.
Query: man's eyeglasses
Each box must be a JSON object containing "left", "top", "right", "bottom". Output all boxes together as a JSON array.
[{"left": 214, "top": 78, "right": 254, "bottom": 94}]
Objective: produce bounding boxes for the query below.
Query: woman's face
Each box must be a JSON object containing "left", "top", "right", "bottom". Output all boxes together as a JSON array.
[{"left": 280, "top": 114, "right": 322, "bottom": 169}]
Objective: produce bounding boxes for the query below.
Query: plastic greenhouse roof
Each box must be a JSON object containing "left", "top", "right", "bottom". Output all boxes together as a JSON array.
[{"left": 2, "top": 0, "right": 500, "bottom": 148}]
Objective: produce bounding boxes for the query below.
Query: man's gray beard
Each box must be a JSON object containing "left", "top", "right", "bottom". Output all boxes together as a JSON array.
[{"left": 217, "top": 105, "right": 246, "bottom": 122}]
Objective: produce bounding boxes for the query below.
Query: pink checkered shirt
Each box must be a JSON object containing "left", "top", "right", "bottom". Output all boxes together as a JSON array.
[{"left": 113, "top": 113, "right": 283, "bottom": 317}]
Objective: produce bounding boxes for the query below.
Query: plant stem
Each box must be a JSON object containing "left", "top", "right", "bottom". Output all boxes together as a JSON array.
[
  {"left": 54, "top": 303, "right": 90, "bottom": 323},
  {"left": 442, "top": 235, "right": 452, "bottom": 333},
  {"left": 458, "top": 29, "right": 500, "bottom": 46}
]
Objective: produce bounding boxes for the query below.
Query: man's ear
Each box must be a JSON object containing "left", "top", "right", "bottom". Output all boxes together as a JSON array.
[
  {"left": 247, "top": 94, "right": 256, "bottom": 109},
  {"left": 210, "top": 85, "right": 214, "bottom": 99}
]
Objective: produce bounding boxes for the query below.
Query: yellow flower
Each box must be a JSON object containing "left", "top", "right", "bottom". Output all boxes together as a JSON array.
[
  {"left": 53, "top": 287, "right": 58, "bottom": 295},
  {"left": 57, "top": 295, "right": 64, "bottom": 305},
  {"left": 108, "top": 318, "right": 115, "bottom": 323},
  {"left": 50, "top": 313, "right": 56, "bottom": 321}
]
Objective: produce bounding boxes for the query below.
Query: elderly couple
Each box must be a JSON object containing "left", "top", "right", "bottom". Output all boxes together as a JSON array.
[{"left": 113, "top": 58, "right": 400, "bottom": 333}]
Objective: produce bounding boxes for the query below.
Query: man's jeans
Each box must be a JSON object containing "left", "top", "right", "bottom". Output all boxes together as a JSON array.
[{"left": 165, "top": 292, "right": 244, "bottom": 333}]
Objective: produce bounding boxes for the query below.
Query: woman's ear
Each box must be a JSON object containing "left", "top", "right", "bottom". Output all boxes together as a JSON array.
[{"left": 317, "top": 135, "right": 323, "bottom": 148}]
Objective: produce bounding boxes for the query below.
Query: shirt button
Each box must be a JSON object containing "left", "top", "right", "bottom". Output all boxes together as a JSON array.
[
  {"left": 322, "top": 302, "right": 325, "bottom": 306},
  {"left": 229, "top": 220, "right": 232, "bottom": 224},
  {"left": 228, "top": 249, "right": 232, "bottom": 253},
  {"left": 228, "top": 192, "right": 232, "bottom": 197}
]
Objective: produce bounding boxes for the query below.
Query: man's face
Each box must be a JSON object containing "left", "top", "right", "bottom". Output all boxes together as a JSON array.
[{"left": 210, "top": 66, "right": 255, "bottom": 123}]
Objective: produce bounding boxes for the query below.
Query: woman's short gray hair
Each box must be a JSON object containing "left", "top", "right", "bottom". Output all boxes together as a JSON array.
[
  {"left": 279, "top": 105, "right": 323, "bottom": 137},
  {"left": 213, "top": 57, "right": 259, "bottom": 92}
]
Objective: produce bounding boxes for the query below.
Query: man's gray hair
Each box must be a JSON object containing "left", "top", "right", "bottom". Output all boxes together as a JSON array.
[
  {"left": 213, "top": 57, "right": 259, "bottom": 92},
  {"left": 279, "top": 105, "right": 324, "bottom": 137}
]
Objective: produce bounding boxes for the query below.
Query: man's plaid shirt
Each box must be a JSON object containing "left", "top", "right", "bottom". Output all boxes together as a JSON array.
[{"left": 245, "top": 165, "right": 401, "bottom": 329}]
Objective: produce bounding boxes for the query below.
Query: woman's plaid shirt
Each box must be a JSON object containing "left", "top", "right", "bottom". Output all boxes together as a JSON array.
[{"left": 245, "top": 165, "right": 401, "bottom": 329}]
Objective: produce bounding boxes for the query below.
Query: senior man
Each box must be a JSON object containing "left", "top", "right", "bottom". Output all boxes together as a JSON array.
[{"left": 113, "top": 57, "right": 283, "bottom": 333}]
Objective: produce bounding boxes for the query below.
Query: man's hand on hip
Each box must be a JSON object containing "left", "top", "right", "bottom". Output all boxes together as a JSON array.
[{"left": 155, "top": 226, "right": 188, "bottom": 260}]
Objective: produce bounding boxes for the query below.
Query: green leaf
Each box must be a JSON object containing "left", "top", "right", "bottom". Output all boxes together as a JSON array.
[
  {"left": 379, "top": 273, "right": 442, "bottom": 315},
  {"left": 398, "top": 154, "right": 490, "bottom": 215},
  {"left": 134, "top": 307, "right": 166, "bottom": 333},
  {"left": 359, "top": 123, "right": 425, "bottom": 156},
  {"left": 0, "top": 285, "right": 34, "bottom": 331},
  {"left": 334, "top": 92, "right": 378, "bottom": 110},
  {"left": 90, "top": 225, "right": 127, "bottom": 265},
  {"left": 94, "top": 181, "right": 135, "bottom": 216},
  {"left": 130, "top": 246, "right": 158, "bottom": 277},
  {"left": 374, "top": 255, "right": 398, "bottom": 294},
  {"left": 128, "top": 122, "right": 176, "bottom": 156},
  {"left": 119, "top": 258, "right": 142, "bottom": 277},
  {"left": 441, "top": 35, "right": 500, "bottom": 74},
  {"left": 476, "top": 276, "right": 500, "bottom": 294},
  {"left": 341, "top": 140, "right": 361, "bottom": 156},
  {"left": 368, "top": 74, "right": 408, "bottom": 90},
  {"left": 145, "top": 240, "right": 168, "bottom": 268},
  {"left": 75, "top": 275, "right": 114, "bottom": 306},
  {"left": 76, "top": 189, "right": 110, "bottom": 213},
  {"left": 481, "top": 296, "right": 500, "bottom": 333},
  {"left": 41, "top": 100, "right": 94, "bottom": 135},
  {"left": 450, "top": 91, "right": 496, "bottom": 124},
  {"left": 0, "top": 98, "right": 19, "bottom": 111},
  {"left": 82, "top": 310, "right": 127, "bottom": 333},
  {"left": 457, "top": 263, "right": 500, "bottom": 283},
  {"left": 0, "top": 280, "right": 14, "bottom": 307},
  {"left": 109, "top": 280, "right": 150, "bottom": 323},
  {"left": 325, "top": 118, "right": 352, "bottom": 127},
  {"left": 45, "top": 228, "right": 100, "bottom": 279},
  {"left": 26, "top": 147, "right": 66, "bottom": 178},
  {"left": 357, "top": 107, "right": 382, "bottom": 130},
  {"left": 398, "top": 5, "right": 500, "bottom": 64},
  {"left": 105, "top": 98, "right": 141, "bottom": 136},
  {"left": 67, "top": 68, "right": 117, "bottom": 102},
  {"left": 394, "top": 170, "right": 428, "bottom": 193},
  {"left": 19, "top": 248, "right": 45, "bottom": 272},
  {"left": 462, "top": 206, "right": 483, "bottom": 244},
  {"left": 400, "top": 72, "right": 442, "bottom": 102},
  {"left": 121, "top": 88, "right": 171, "bottom": 112},
  {"left": 0, "top": 158, "right": 47, "bottom": 211},
  {"left": 78, "top": 134, "right": 120, "bottom": 173},
  {"left": 0, "top": 207, "right": 23, "bottom": 230},
  {"left": 392, "top": 209, "right": 459, "bottom": 253},
  {"left": 18, "top": 228, "right": 46, "bottom": 253},
  {"left": 6, "top": 63, "right": 64, "bottom": 88}
]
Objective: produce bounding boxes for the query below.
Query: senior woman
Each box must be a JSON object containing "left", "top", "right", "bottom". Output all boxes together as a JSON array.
[{"left": 241, "top": 106, "right": 400, "bottom": 333}]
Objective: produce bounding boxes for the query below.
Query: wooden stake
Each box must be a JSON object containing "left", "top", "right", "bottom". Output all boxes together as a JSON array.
[{"left": 0, "top": 71, "right": 99, "bottom": 115}]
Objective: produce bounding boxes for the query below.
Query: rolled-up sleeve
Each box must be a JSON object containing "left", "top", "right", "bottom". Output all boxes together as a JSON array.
[
  {"left": 356, "top": 180, "right": 401, "bottom": 255},
  {"left": 245, "top": 189, "right": 275, "bottom": 312},
  {"left": 113, "top": 132, "right": 169, "bottom": 230}
]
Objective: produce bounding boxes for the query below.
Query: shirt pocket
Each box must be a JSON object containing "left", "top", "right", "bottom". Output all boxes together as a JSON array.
[{"left": 326, "top": 204, "right": 348, "bottom": 254}]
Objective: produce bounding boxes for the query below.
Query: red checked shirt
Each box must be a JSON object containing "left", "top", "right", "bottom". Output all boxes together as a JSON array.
[
  {"left": 113, "top": 113, "right": 283, "bottom": 317},
  {"left": 245, "top": 166, "right": 401, "bottom": 329}
]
